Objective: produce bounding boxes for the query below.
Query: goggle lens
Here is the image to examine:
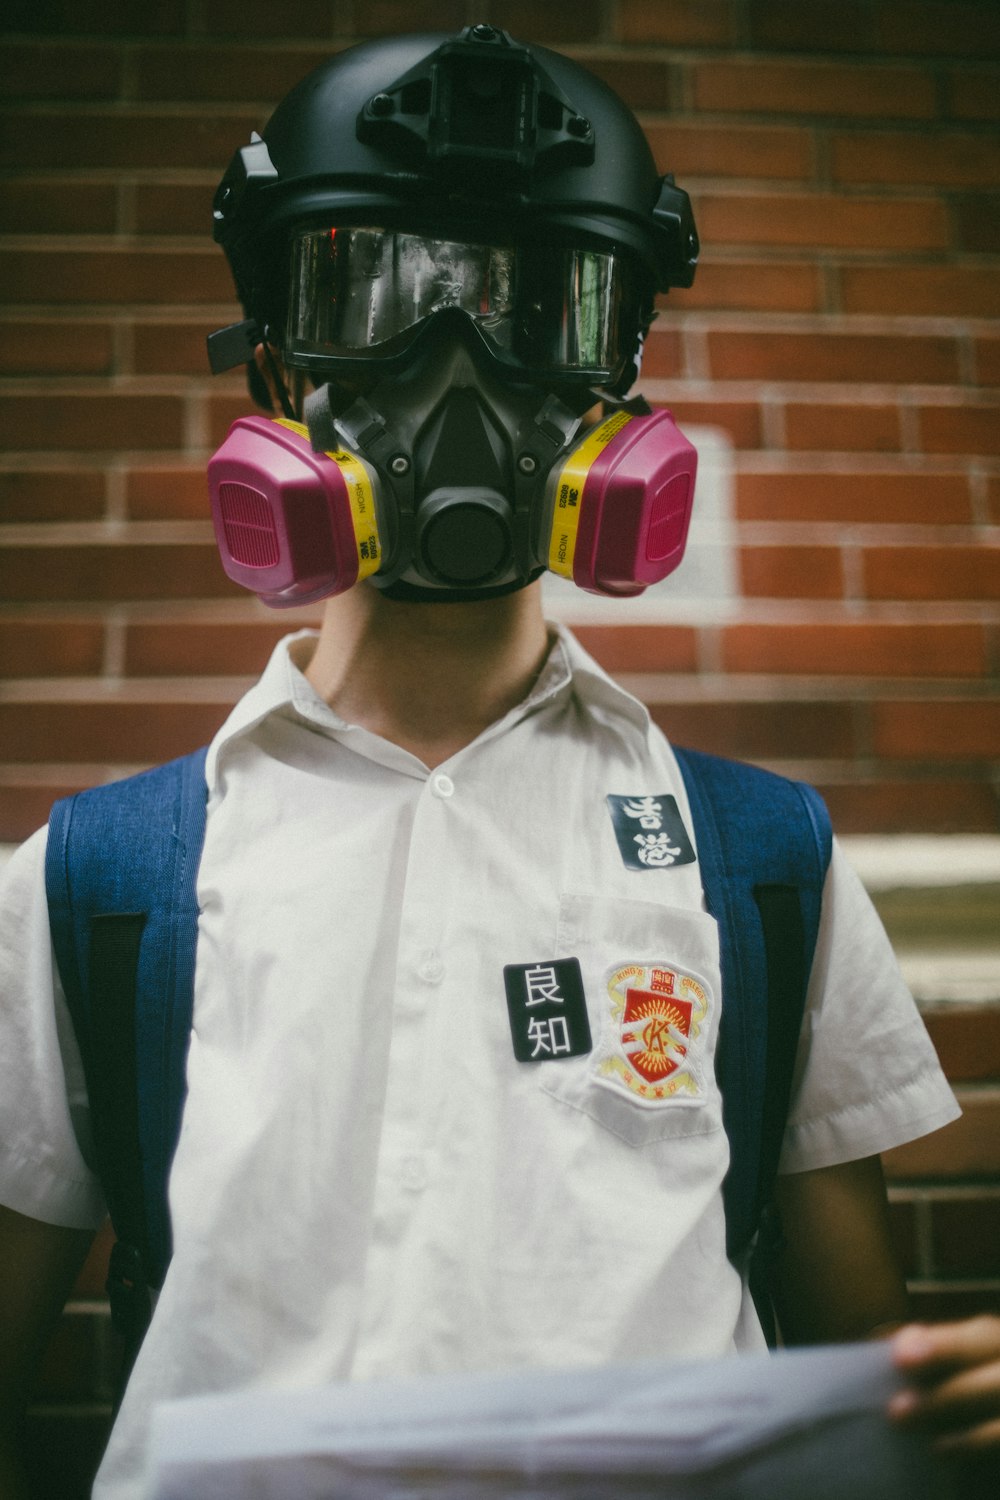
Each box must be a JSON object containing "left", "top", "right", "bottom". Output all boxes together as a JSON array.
[{"left": 285, "top": 228, "right": 632, "bottom": 380}]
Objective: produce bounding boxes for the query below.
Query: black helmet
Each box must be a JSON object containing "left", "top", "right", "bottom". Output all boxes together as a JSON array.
[{"left": 209, "top": 24, "right": 698, "bottom": 394}]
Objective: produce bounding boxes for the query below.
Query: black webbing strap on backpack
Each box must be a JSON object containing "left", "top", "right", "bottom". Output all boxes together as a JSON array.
[
  {"left": 45, "top": 747, "right": 209, "bottom": 1395},
  {"left": 674, "top": 746, "right": 832, "bottom": 1342}
]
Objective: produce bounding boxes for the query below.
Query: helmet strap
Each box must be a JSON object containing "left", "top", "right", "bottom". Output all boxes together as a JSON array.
[{"left": 261, "top": 340, "right": 296, "bottom": 422}]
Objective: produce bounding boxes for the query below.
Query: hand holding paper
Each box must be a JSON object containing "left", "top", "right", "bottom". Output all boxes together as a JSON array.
[{"left": 147, "top": 1342, "right": 948, "bottom": 1500}]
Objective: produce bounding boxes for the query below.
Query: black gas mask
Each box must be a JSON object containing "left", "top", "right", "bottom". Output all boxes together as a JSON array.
[{"left": 207, "top": 25, "right": 700, "bottom": 604}]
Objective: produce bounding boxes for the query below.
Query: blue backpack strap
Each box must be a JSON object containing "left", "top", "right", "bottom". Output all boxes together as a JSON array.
[
  {"left": 45, "top": 747, "right": 208, "bottom": 1378},
  {"left": 673, "top": 747, "right": 832, "bottom": 1288}
]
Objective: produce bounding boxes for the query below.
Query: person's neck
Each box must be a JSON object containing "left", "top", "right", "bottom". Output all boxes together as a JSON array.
[{"left": 304, "top": 581, "right": 552, "bottom": 768}]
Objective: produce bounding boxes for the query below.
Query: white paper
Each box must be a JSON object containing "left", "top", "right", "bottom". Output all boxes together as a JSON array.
[{"left": 146, "top": 1342, "right": 948, "bottom": 1499}]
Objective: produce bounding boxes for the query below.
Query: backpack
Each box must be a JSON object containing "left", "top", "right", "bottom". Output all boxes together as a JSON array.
[{"left": 45, "top": 744, "right": 831, "bottom": 1385}]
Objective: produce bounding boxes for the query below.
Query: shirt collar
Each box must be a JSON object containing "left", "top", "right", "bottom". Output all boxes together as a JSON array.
[
  {"left": 544, "top": 623, "right": 651, "bottom": 737},
  {"left": 206, "top": 623, "right": 650, "bottom": 790}
]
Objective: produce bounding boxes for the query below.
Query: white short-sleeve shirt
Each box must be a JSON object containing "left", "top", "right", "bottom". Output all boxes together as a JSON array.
[{"left": 0, "top": 628, "right": 959, "bottom": 1500}]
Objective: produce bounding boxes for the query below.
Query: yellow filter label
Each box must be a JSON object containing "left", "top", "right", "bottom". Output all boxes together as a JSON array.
[
  {"left": 275, "top": 418, "right": 381, "bottom": 580},
  {"left": 547, "top": 410, "right": 634, "bottom": 578}
]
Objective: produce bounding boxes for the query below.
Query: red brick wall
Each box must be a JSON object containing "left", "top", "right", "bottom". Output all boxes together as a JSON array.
[
  {"left": 1, "top": 0, "right": 999, "bottom": 839},
  {"left": 3, "top": 3, "right": 998, "bottom": 1495}
]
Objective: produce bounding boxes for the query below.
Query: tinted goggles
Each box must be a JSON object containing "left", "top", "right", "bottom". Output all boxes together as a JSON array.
[{"left": 285, "top": 227, "right": 639, "bottom": 382}]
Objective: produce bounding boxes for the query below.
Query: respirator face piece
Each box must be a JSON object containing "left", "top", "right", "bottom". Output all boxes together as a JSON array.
[
  {"left": 206, "top": 28, "right": 704, "bottom": 608},
  {"left": 207, "top": 319, "right": 698, "bottom": 608}
]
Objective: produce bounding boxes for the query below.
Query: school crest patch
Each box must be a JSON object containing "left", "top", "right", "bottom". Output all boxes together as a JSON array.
[{"left": 597, "top": 962, "right": 711, "bottom": 1106}]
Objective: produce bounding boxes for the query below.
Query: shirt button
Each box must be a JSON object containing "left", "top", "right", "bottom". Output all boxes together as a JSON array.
[
  {"left": 418, "top": 952, "right": 444, "bottom": 984},
  {"left": 400, "top": 1156, "right": 428, "bottom": 1192},
  {"left": 432, "top": 773, "right": 455, "bottom": 798}
]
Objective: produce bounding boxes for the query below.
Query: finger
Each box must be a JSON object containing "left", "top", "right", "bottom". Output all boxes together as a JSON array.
[
  {"left": 934, "top": 1412, "right": 1000, "bottom": 1455},
  {"left": 889, "top": 1358, "right": 1000, "bottom": 1432},
  {"left": 892, "top": 1316, "right": 1000, "bottom": 1378}
]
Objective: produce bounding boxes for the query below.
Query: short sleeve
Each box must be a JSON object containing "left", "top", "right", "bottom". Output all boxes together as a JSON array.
[
  {"left": 0, "top": 829, "right": 106, "bottom": 1228},
  {"left": 777, "top": 839, "right": 961, "bottom": 1175}
]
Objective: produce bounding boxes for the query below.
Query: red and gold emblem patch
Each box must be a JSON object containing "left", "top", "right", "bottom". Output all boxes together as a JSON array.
[{"left": 599, "top": 962, "right": 711, "bottom": 1104}]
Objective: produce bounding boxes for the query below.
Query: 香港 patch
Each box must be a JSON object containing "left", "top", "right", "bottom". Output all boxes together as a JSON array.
[
  {"left": 606, "top": 794, "right": 696, "bottom": 870},
  {"left": 595, "top": 961, "right": 711, "bottom": 1106}
]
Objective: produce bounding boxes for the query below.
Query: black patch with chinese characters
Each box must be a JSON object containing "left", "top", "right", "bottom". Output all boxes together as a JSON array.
[
  {"left": 606, "top": 793, "right": 697, "bottom": 870},
  {"left": 503, "top": 958, "right": 592, "bottom": 1062}
]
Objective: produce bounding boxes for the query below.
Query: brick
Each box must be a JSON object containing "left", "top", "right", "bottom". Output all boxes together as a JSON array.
[
  {"left": 883, "top": 1088, "right": 1000, "bottom": 1177},
  {"left": 3, "top": 0, "right": 184, "bottom": 34},
  {"left": 666, "top": 261, "right": 822, "bottom": 313},
  {"left": 645, "top": 122, "right": 815, "bottom": 182},
  {"left": 953, "top": 195, "right": 1000, "bottom": 253},
  {"left": 649, "top": 699, "right": 856, "bottom": 760},
  {"left": 908, "top": 1288, "right": 1000, "bottom": 1323},
  {"left": 931, "top": 1196, "right": 1000, "bottom": 1276},
  {"left": 655, "top": 398, "right": 762, "bottom": 450},
  {"left": 483, "top": 1, "right": 605, "bottom": 42},
  {"left": 569, "top": 625, "right": 699, "bottom": 675},
  {"left": 720, "top": 623, "right": 987, "bottom": 677},
  {"left": 863, "top": 545, "right": 1000, "bottom": 602},
  {"left": 134, "top": 182, "right": 215, "bottom": 236},
  {"left": 0, "top": 542, "right": 238, "bottom": 602},
  {"left": 707, "top": 331, "right": 959, "bottom": 385},
  {"left": 208, "top": 392, "right": 267, "bottom": 448},
  {"left": 815, "top": 778, "right": 999, "bottom": 835},
  {"left": 200, "top": 0, "right": 338, "bottom": 38},
  {"left": 617, "top": 0, "right": 736, "bottom": 45},
  {"left": 0, "top": 42, "right": 121, "bottom": 99},
  {"left": 924, "top": 1007, "right": 1000, "bottom": 1084},
  {"left": 0, "top": 110, "right": 259, "bottom": 172},
  {"left": 0, "top": 396, "right": 185, "bottom": 453},
  {"left": 124, "top": 621, "right": 292, "bottom": 676},
  {"left": 0, "top": 701, "right": 233, "bottom": 763},
  {"left": 873, "top": 701, "right": 1000, "bottom": 760},
  {"left": 640, "top": 329, "right": 684, "bottom": 380},
  {"left": 831, "top": 130, "right": 1000, "bottom": 190},
  {"left": 0, "top": 320, "right": 115, "bottom": 377},
  {"left": 0, "top": 470, "right": 106, "bottom": 523},
  {"left": 133, "top": 320, "right": 222, "bottom": 376},
  {"left": 339, "top": 0, "right": 467, "bottom": 35},
  {"left": 783, "top": 403, "right": 902, "bottom": 453},
  {"left": 840, "top": 265, "right": 1000, "bottom": 319},
  {"left": 693, "top": 191, "right": 949, "bottom": 251},
  {"left": 877, "top": 2, "right": 1000, "bottom": 59},
  {"left": 976, "top": 337, "right": 1000, "bottom": 385},
  {"left": 0, "top": 179, "right": 118, "bottom": 235},
  {"left": 739, "top": 546, "right": 845, "bottom": 599},
  {"left": 945, "top": 67, "right": 1000, "bottom": 122},
  {"left": 0, "top": 247, "right": 234, "bottom": 306},
  {"left": 134, "top": 46, "right": 330, "bottom": 103},
  {"left": 692, "top": 60, "right": 936, "bottom": 120},
  {"left": 577, "top": 57, "right": 672, "bottom": 112},
  {"left": 125, "top": 467, "right": 210, "bottom": 521},
  {"left": 746, "top": 0, "right": 873, "bottom": 52},
  {"left": 0, "top": 776, "right": 99, "bottom": 844},
  {"left": 918, "top": 403, "right": 1000, "bottom": 457},
  {"left": 887, "top": 1198, "right": 919, "bottom": 1280},
  {"left": 0, "top": 620, "right": 105, "bottom": 677},
  {"left": 735, "top": 471, "right": 972, "bottom": 525}
]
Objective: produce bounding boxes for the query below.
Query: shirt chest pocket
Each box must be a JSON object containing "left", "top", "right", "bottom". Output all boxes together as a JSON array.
[{"left": 536, "top": 893, "right": 725, "bottom": 1147}]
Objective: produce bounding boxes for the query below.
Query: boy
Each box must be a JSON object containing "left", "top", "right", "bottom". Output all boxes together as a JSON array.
[{"left": 1, "top": 27, "right": 998, "bottom": 1497}]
